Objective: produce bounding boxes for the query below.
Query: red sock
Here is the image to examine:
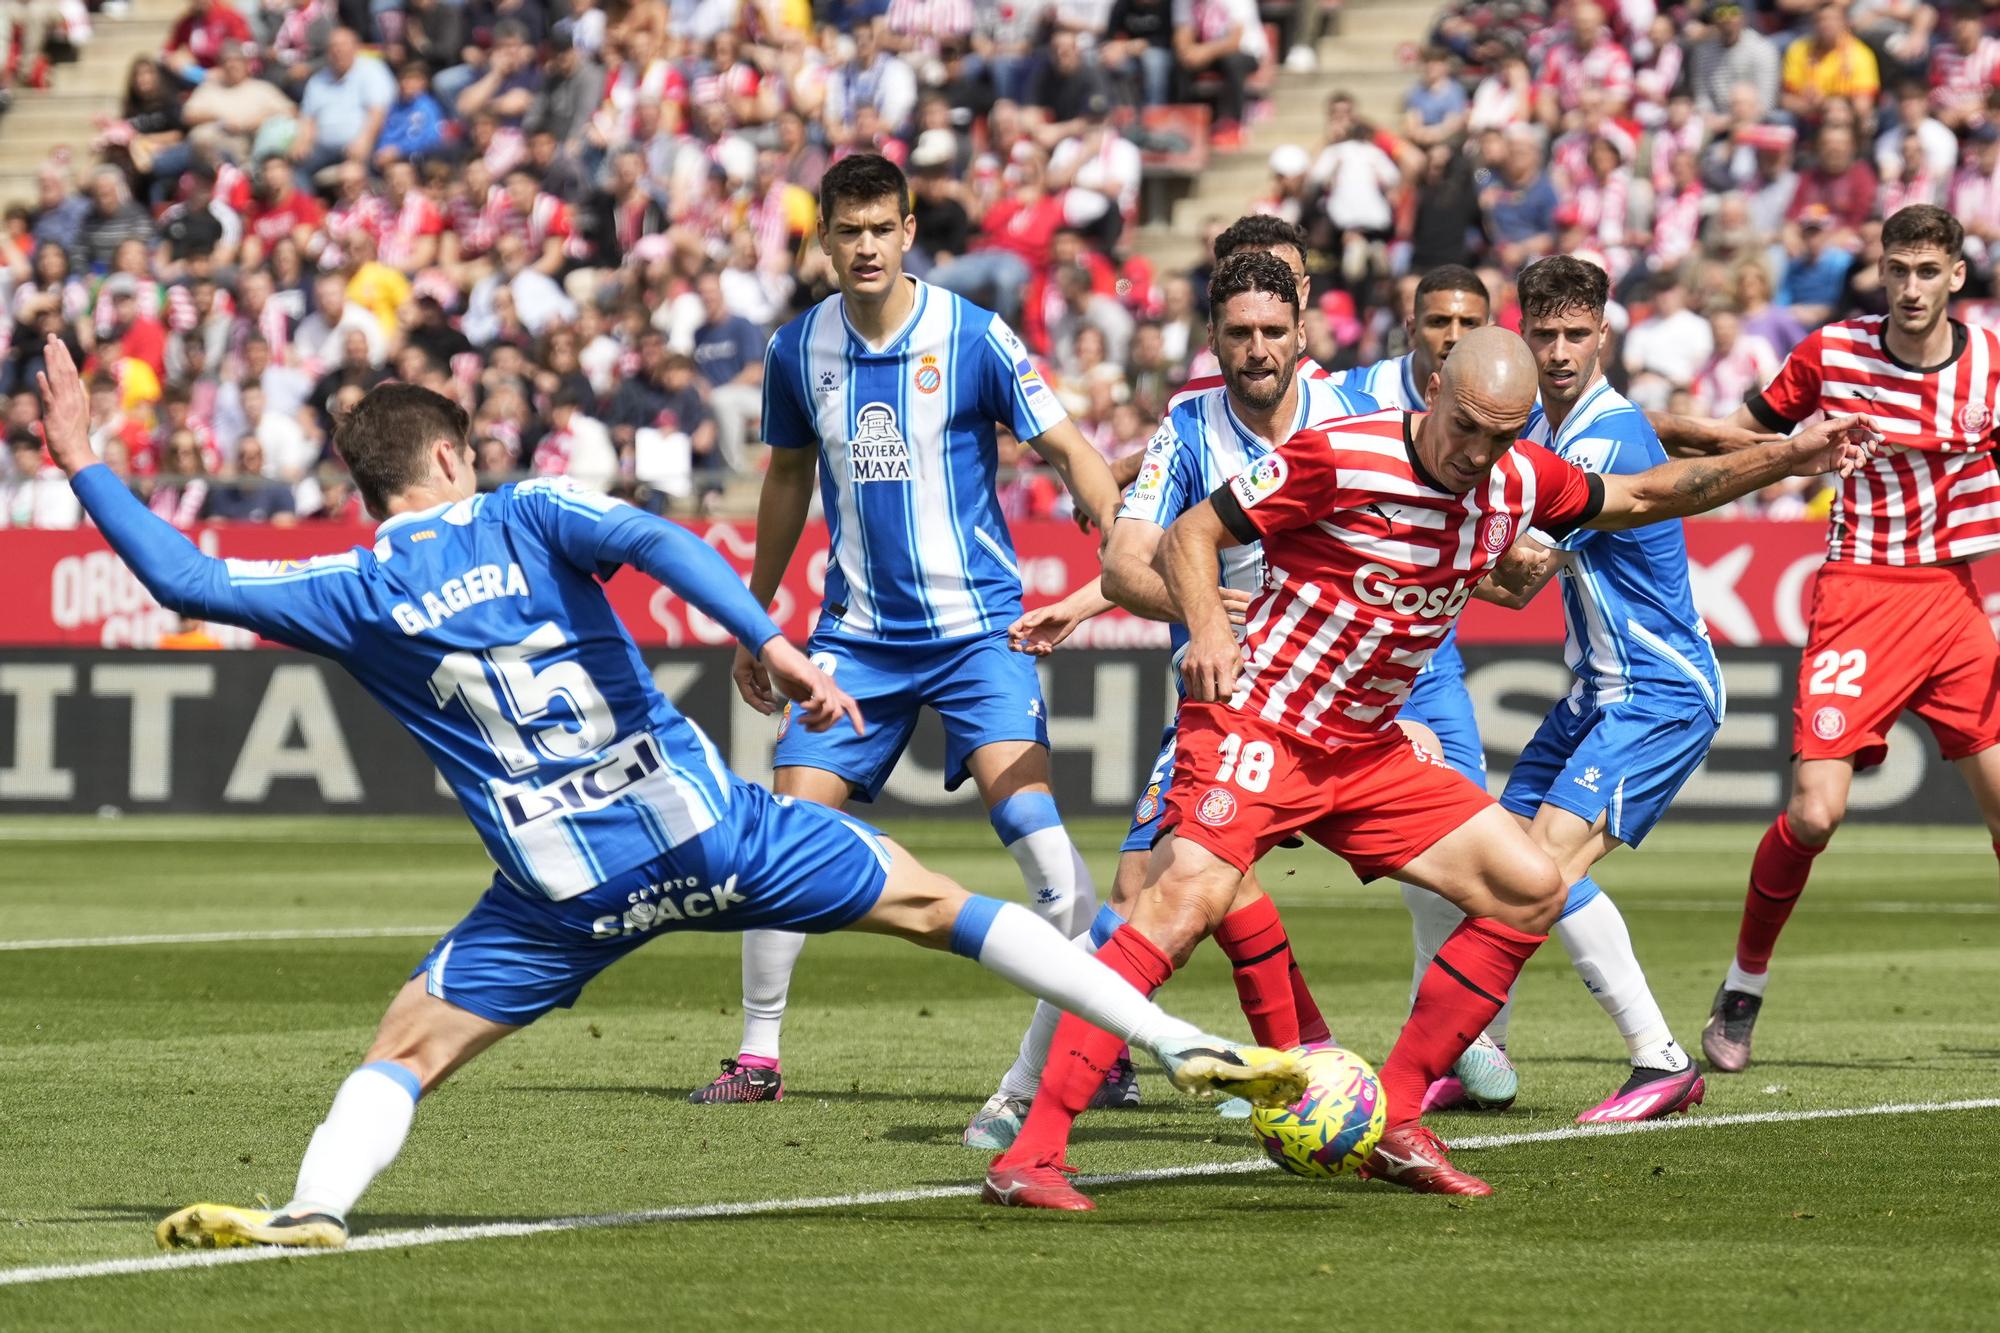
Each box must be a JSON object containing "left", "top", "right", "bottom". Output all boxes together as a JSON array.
[
  {"left": 1289, "top": 959, "right": 1332, "bottom": 1044},
  {"left": 994, "top": 926, "right": 1177, "bottom": 1169},
  {"left": 1735, "top": 814, "right": 1823, "bottom": 975},
  {"left": 1377, "top": 917, "right": 1544, "bottom": 1129},
  {"left": 1214, "top": 896, "right": 1306, "bottom": 1049}
]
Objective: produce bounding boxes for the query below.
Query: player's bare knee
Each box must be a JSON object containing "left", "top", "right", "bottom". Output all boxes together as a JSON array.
[
  {"left": 1487, "top": 855, "right": 1564, "bottom": 934},
  {"left": 1787, "top": 790, "right": 1844, "bottom": 845}
]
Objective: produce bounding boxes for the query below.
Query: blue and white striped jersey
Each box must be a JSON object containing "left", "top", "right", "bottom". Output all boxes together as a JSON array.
[
  {"left": 1524, "top": 379, "right": 1725, "bottom": 719},
  {"left": 1328, "top": 351, "right": 1426, "bottom": 411},
  {"left": 75, "top": 470, "right": 783, "bottom": 904},
  {"left": 1118, "top": 375, "right": 1379, "bottom": 665},
  {"left": 762, "top": 278, "right": 1068, "bottom": 643}
]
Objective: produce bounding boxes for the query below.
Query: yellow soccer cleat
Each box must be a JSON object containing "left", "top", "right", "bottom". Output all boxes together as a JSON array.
[
  {"left": 1150, "top": 1035, "right": 1311, "bottom": 1108},
  {"left": 155, "top": 1203, "right": 349, "bottom": 1251}
]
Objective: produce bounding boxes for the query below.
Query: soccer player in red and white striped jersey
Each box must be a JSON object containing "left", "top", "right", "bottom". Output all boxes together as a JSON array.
[
  {"left": 983, "top": 328, "right": 1879, "bottom": 1208},
  {"left": 1699, "top": 204, "right": 2000, "bottom": 1073}
]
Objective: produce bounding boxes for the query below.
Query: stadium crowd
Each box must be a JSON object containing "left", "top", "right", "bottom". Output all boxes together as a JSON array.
[{"left": 0, "top": 0, "right": 1994, "bottom": 530}]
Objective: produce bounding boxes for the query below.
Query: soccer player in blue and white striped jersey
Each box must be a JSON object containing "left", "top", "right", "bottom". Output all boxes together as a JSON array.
[
  {"left": 699, "top": 154, "right": 1124, "bottom": 1104},
  {"left": 31, "top": 340, "right": 1299, "bottom": 1250},
  {"left": 1471, "top": 256, "right": 1716, "bottom": 1123}
]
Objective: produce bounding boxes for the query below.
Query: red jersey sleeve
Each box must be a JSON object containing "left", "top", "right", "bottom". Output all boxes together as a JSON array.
[
  {"left": 1211, "top": 427, "right": 1342, "bottom": 544},
  {"left": 1519, "top": 440, "right": 1606, "bottom": 540},
  {"left": 1748, "top": 327, "right": 1825, "bottom": 429}
]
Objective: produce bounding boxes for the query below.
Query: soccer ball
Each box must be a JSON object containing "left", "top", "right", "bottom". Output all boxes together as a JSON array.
[{"left": 1250, "top": 1044, "right": 1386, "bottom": 1178}]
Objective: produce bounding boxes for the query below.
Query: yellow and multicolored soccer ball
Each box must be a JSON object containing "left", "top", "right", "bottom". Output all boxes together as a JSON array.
[{"left": 1250, "top": 1043, "right": 1386, "bottom": 1178}]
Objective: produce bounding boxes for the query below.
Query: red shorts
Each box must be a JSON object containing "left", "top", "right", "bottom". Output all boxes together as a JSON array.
[
  {"left": 1793, "top": 563, "right": 2000, "bottom": 770},
  {"left": 1161, "top": 701, "right": 1495, "bottom": 881}
]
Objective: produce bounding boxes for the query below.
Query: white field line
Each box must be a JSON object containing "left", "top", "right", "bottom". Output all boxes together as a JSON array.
[
  {"left": 1, "top": 1097, "right": 1994, "bottom": 1290},
  {"left": 0, "top": 927, "right": 451, "bottom": 952}
]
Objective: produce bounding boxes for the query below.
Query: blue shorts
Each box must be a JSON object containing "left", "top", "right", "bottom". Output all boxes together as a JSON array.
[
  {"left": 411, "top": 779, "right": 892, "bottom": 1026},
  {"left": 1498, "top": 697, "right": 1719, "bottom": 847},
  {"left": 772, "top": 628, "right": 1049, "bottom": 801},
  {"left": 1401, "top": 635, "right": 1486, "bottom": 786},
  {"left": 1121, "top": 721, "right": 1178, "bottom": 855}
]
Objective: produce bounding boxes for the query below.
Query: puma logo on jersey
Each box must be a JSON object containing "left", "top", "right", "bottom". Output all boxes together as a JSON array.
[{"left": 392, "top": 563, "right": 532, "bottom": 635}]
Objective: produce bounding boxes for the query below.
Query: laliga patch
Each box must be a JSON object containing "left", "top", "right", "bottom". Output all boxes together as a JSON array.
[
  {"left": 1135, "top": 457, "right": 1167, "bottom": 497},
  {"left": 1811, "top": 706, "right": 1846, "bottom": 741},
  {"left": 1229, "top": 454, "right": 1288, "bottom": 509},
  {"left": 1482, "top": 513, "right": 1512, "bottom": 554},
  {"left": 1196, "top": 786, "right": 1238, "bottom": 826},
  {"left": 1959, "top": 402, "right": 1992, "bottom": 434}
]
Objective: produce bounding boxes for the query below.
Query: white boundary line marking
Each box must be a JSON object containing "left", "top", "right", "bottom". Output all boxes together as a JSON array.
[
  {"left": 0, "top": 927, "right": 451, "bottom": 952},
  {"left": 2, "top": 1097, "right": 1995, "bottom": 1290}
]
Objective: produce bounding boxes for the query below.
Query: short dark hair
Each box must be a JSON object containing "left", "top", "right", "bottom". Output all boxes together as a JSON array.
[
  {"left": 332, "top": 383, "right": 470, "bottom": 517},
  {"left": 1516, "top": 255, "right": 1610, "bottom": 322},
  {"left": 1207, "top": 250, "right": 1302, "bottom": 319},
  {"left": 1213, "top": 215, "right": 1308, "bottom": 266},
  {"left": 817, "top": 153, "right": 909, "bottom": 226},
  {"left": 1414, "top": 263, "right": 1490, "bottom": 311},
  {"left": 1881, "top": 204, "right": 1963, "bottom": 259}
]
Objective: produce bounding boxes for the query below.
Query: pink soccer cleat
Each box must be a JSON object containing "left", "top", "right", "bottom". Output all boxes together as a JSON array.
[
  {"left": 1420, "top": 1075, "right": 1467, "bottom": 1113},
  {"left": 1575, "top": 1063, "right": 1705, "bottom": 1124}
]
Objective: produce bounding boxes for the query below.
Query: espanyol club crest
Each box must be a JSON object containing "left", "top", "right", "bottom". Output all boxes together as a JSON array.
[
  {"left": 1134, "top": 783, "right": 1161, "bottom": 824},
  {"left": 1811, "top": 706, "right": 1846, "bottom": 740},
  {"left": 776, "top": 702, "right": 794, "bottom": 740},
  {"left": 1197, "top": 787, "right": 1238, "bottom": 826},
  {"left": 1959, "top": 402, "right": 1992, "bottom": 435},
  {"left": 914, "top": 354, "right": 943, "bottom": 395},
  {"left": 1481, "top": 513, "right": 1512, "bottom": 554}
]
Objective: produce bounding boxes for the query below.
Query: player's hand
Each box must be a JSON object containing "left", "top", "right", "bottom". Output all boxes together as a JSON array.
[
  {"left": 1009, "top": 600, "right": 1083, "bottom": 656},
  {"left": 732, "top": 642, "right": 780, "bottom": 714},
  {"left": 759, "top": 637, "right": 866, "bottom": 735},
  {"left": 1220, "top": 586, "right": 1251, "bottom": 627},
  {"left": 1787, "top": 413, "right": 1883, "bottom": 478},
  {"left": 1180, "top": 624, "right": 1242, "bottom": 702},
  {"left": 35, "top": 336, "right": 95, "bottom": 476}
]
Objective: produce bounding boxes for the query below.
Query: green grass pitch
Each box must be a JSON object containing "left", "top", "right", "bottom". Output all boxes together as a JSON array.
[{"left": 2, "top": 816, "right": 1996, "bottom": 1330}]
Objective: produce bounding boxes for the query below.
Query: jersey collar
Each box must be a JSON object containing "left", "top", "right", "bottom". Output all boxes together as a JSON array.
[
  {"left": 1550, "top": 376, "right": 1616, "bottom": 449},
  {"left": 839, "top": 276, "right": 928, "bottom": 357},
  {"left": 1221, "top": 373, "right": 1311, "bottom": 452},
  {"left": 1399, "top": 353, "right": 1421, "bottom": 408},
  {"left": 376, "top": 498, "right": 455, "bottom": 536}
]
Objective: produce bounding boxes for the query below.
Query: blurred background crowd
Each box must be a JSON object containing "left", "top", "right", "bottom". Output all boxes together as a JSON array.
[{"left": 1, "top": 0, "right": 1997, "bottom": 530}]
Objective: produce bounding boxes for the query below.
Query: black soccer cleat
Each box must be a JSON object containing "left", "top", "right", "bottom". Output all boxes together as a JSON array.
[
  {"left": 1701, "top": 987, "right": 1763, "bottom": 1073},
  {"left": 687, "top": 1058, "right": 784, "bottom": 1104}
]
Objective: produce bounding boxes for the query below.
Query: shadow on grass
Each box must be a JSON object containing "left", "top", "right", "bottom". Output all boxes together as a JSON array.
[{"left": 504, "top": 1083, "right": 976, "bottom": 1106}]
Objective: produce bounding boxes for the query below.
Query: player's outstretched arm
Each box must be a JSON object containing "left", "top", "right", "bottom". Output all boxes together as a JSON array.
[
  {"left": 1008, "top": 576, "right": 1115, "bottom": 656},
  {"left": 1161, "top": 502, "right": 1245, "bottom": 702},
  {"left": 1586, "top": 413, "right": 1879, "bottom": 531},
  {"left": 1026, "top": 417, "right": 1123, "bottom": 542},
  {"left": 1473, "top": 536, "right": 1568, "bottom": 610},
  {"left": 732, "top": 444, "right": 818, "bottom": 713},
  {"left": 1103, "top": 515, "right": 1252, "bottom": 626},
  {"left": 1646, "top": 405, "right": 1780, "bottom": 459}
]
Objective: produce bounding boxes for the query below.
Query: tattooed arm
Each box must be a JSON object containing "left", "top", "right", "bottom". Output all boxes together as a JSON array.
[{"left": 1585, "top": 413, "right": 1878, "bottom": 531}]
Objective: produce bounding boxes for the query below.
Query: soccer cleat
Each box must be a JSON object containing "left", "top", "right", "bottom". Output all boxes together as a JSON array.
[
  {"left": 982, "top": 1159, "right": 1095, "bottom": 1211},
  {"left": 155, "top": 1203, "right": 348, "bottom": 1251},
  {"left": 687, "top": 1058, "right": 784, "bottom": 1104},
  {"left": 1088, "top": 1054, "right": 1142, "bottom": 1110},
  {"left": 1577, "top": 1062, "right": 1706, "bottom": 1124},
  {"left": 1420, "top": 1035, "right": 1517, "bottom": 1113},
  {"left": 963, "top": 1092, "right": 1031, "bottom": 1150},
  {"left": 1146, "top": 1033, "right": 1309, "bottom": 1106},
  {"left": 1359, "top": 1125, "right": 1493, "bottom": 1196},
  {"left": 1702, "top": 987, "right": 1762, "bottom": 1073},
  {"left": 1214, "top": 1096, "right": 1253, "bottom": 1120}
]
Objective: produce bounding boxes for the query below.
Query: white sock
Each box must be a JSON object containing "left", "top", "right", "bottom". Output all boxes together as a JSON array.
[
  {"left": 739, "top": 929, "right": 808, "bottom": 1061},
  {"left": 994, "top": 923, "right": 1097, "bottom": 1102},
  {"left": 957, "top": 900, "right": 1198, "bottom": 1053},
  {"left": 1401, "top": 883, "right": 1509, "bottom": 1047},
  {"left": 1555, "top": 888, "right": 1689, "bottom": 1072},
  {"left": 1725, "top": 959, "right": 1769, "bottom": 998},
  {"left": 284, "top": 1062, "right": 420, "bottom": 1221},
  {"left": 992, "top": 791, "right": 1098, "bottom": 933}
]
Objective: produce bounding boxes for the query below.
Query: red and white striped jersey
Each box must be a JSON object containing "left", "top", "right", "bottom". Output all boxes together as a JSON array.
[
  {"left": 1170, "top": 354, "right": 1331, "bottom": 410},
  {"left": 1749, "top": 317, "right": 2000, "bottom": 565},
  {"left": 1213, "top": 409, "right": 1600, "bottom": 745}
]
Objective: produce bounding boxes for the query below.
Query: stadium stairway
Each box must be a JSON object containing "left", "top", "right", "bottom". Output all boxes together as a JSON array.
[
  {"left": 0, "top": 0, "right": 186, "bottom": 209},
  {"left": 1131, "top": 0, "right": 1434, "bottom": 275}
]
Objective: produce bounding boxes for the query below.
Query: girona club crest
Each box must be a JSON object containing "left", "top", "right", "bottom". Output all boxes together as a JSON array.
[
  {"left": 1811, "top": 706, "right": 1846, "bottom": 741},
  {"left": 1959, "top": 402, "right": 1992, "bottom": 435},
  {"left": 1481, "top": 514, "right": 1512, "bottom": 554},
  {"left": 1196, "top": 787, "right": 1238, "bottom": 826}
]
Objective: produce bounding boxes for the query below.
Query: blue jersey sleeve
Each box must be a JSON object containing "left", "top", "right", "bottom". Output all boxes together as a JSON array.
[
  {"left": 510, "top": 478, "right": 781, "bottom": 651},
  {"left": 978, "top": 314, "right": 1069, "bottom": 441},
  {"left": 71, "top": 465, "right": 360, "bottom": 654},
  {"left": 1116, "top": 414, "right": 1202, "bottom": 528},
  {"left": 761, "top": 323, "right": 817, "bottom": 450}
]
